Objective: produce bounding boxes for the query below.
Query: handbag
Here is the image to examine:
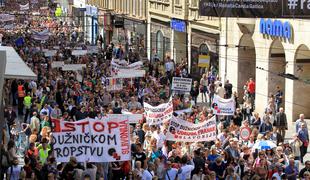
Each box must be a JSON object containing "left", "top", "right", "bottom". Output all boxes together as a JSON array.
[{"left": 303, "top": 140, "right": 309, "bottom": 147}]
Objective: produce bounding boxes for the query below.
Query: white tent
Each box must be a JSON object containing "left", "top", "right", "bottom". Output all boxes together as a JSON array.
[{"left": 0, "top": 46, "right": 37, "bottom": 80}]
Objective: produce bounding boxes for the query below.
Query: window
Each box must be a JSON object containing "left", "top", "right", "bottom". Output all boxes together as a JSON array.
[
  {"left": 191, "top": 0, "right": 198, "bottom": 7},
  {"left": 156, "top": 31, "right": 164, "bottom": 60},
  {"left": 175, "top": 0, "right": 181, "bottom": 5}
]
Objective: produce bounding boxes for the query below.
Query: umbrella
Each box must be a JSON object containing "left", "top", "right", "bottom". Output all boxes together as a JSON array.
[{"left": 252, "top": 140, "right": 277, "bottom": 150}]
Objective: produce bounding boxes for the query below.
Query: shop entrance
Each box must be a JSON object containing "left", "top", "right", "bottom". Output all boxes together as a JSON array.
[
  {"left": 268, "top": 40, "right": 286, "bottom": 110},
  {"left": 238, "top": 34, "right": 256, "bottom": 102},
  {"left": 293, "top": 45, "right": 310, "bottom": 119}
]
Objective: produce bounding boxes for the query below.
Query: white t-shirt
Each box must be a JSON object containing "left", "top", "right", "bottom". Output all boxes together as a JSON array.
[
  {"left": 152, "top": 132, "right": 166, "bottom": 148},
  {"left": 179, "top": 164, "right": 195, "bottom": 180},
  {"left": 142, "top": 169, "right": 154, "bottom": 180},
  {"left": 165, "top": 168, "right": 178, "bottom": 180},
  {"left": 216, "top": 87, "right": 225, "bottom": 98}
]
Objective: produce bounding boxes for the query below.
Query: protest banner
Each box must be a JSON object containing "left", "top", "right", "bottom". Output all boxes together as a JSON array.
[
  {"left": 87, "top": 46, "right": 99, "bottom": 54},
  {"left": 32, "top": 29, "right": 50, "bottom": 41},
  {"left": 109, "top": 113, "right": 144, "bottom": 124},
  {"left": 20, "top": 3, "right": 30, "bottom": 11},
  {"left": 144, "top": 99, "right": 173, "bottom": 125},
  {"left": 51, "top": 61, "right": 64, "bottom": 68},
  {"left": 211, "top": 95, "right": 235, "bottom": 116},
  {"left": 105, "top": 77, "right": 123, "bottom": 91},
  {"left": 112, "top": 69, "right": 146, "bottom": 78},
  {"left": 166, "top": 116, "right": 217, "bottom": 142},
  {"left": 111, "top": 60, "right": 143, "bottom": 70},
  {"left": 52, "top": 115, "right": 131, "bottom": 162},
  {"left": 174, "top": 108, "right": 192, "bottom": 115},
  {"left": 62, "top": 64, "right": 86, "bottom": 71},
  {"left": 0, "top": 14, "right": 15, "bottom": 22},
  {"left": 43, "top": 50, "right": 57, "bottom": 57},
  {"left": 171, "top": 77, "right": 192, "bottom": 92},
  {"left": 72, "top": 50, "right": 88, "bottom": 56}
]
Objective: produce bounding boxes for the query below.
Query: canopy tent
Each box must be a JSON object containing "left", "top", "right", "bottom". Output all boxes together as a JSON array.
[{"left": 0, "top": 46, "right": 37, "bottom": 80}]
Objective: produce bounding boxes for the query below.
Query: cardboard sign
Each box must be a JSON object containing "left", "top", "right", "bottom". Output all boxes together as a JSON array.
[
  {"left": 166, "top": 116, "right": 217, "bottom": 142},
  {"left": 143, "top": 99, "right": 173, "bottom": 125},
  {"left": 211, "top": 95, "right": 235, "bottom": 116},
  {"left": 171, "top": 77, "right": 192, "bottom": 92},
  {"left": 52, "top": 116, "right": 131, "bottom": 162}
]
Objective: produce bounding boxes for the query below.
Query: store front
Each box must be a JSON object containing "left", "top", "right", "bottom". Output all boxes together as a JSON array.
[
  {"left": 150, "top": 19, "right": 171, "bottom": 61},
  {"left": 191, "top": 29, "right": 219, "bottom": 78},
  {"left": 85, "top": 5, "right": 98, "bottom": 45}
]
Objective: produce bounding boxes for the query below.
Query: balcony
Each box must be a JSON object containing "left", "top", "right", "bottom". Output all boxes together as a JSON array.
[{"left": 149, "top": 0, "right": 172, "bottom": 18}]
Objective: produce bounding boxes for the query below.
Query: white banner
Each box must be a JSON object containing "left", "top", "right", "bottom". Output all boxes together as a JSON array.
[
  {"left": 171, "top": 77, "right": 193, "bottom": 92},
  {"left": 52, "top": 116, "right": 131, "bottom": 162},
  {"left": 211, "top": 95, "right": 235, "bottom": 115},
  {"left": 0, "top": 14, "right": 15, "bottom": 22},
  {"left": 62, "top": 64, "right": 86, "bottom": 71},
  {"left": 20, "top": 3, "right": 30, "bottom": 11},
  {"left": 105, "top": 77, "right": 123, "bottom": 91},
  {"left": 166, "top": 116, "right": 217, "bottom": 142},
  {"left": 43, "top": 49, "right": 57, "bottom": 57},
  {"left": 174, "top": 108, "right": 192, "bottom": 115},
  {"left": 87, "top": 46, "right": 99, "bottom": 54},
  {"left": 144, "top": 99, "right": 173, "bottom": 125},
  {"left": 112, "top": 69, "right": 146, "bottom": 78},
  {"left": 109, "top": 113, "right": 144, "bottom": 124},
  {"left": 51, "top": 61, "right": 64, "bottom": 68},
  {"left": 72, "top": 50, "right": 88, "bottom": 56},
  {"left": 111, "top": 60, "right": 143, "bottom": 70}
]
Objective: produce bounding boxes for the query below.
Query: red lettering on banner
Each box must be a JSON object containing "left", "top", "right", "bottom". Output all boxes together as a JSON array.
[
  {"left": 107, "top": 122, "right": 119, "bottom": 133},
  {"left": 93, "top": 122, "right": 105, "bottom": 132},
  {"left": 76, "top": 121, "right": 90, "bottom": 133},
  {"left": 51, "top": 119, "right": 61, "bottom": 132},
  {"left": 177, "top": 130, "right": 198, "bottom": 136},
  {"left": 119, "top": 120, "right": 130, "bottom": 154},
  {"left": 62, "top": 122, "right": 76, "bottom": 132},
  {"left": 197, "top": 127, "right": 216, "bottom": 134}
]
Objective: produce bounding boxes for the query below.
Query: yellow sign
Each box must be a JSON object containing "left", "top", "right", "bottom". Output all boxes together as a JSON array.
[{"left": 198, "top": 55, "right": 210, "bottom": 68}]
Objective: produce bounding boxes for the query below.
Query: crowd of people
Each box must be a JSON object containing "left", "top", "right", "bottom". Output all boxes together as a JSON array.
[{"left": 0, "top": 6, "right": 309, "bottom": 180}]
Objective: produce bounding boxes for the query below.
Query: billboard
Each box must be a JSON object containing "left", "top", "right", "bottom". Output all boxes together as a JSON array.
[{"left": 199, "top": 0, "right": 310, "bottom": 18}]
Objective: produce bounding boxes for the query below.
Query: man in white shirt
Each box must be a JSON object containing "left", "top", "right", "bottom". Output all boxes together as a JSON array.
[
  {"left": 216, "top": 83, "right": 225, "bottom": 98},
  {"left": 179, "top": 156, "right": 195, "bottom": 180},
  {"left": 30, "top": 112, "right": 40, "bottom": 133},
  {"left": 152, "top": 126, "right": 166, "bottom": 150},
  {"left": 165, "top": 161, "right": 179, "bottom": 180},
  {"left": 142, "top": 162, "right": 155, "bottom": 180}
]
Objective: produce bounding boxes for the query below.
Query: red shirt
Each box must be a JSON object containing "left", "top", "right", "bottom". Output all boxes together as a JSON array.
[{"left": 247, "top": 81, "right": 255, "bottom": 94}]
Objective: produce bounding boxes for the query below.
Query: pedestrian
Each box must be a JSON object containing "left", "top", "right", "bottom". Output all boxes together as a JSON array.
[
  {"left": 274, "top": 107, "right": 288, "bottom": 139},
  {"left": 298, "top": 122, "right": 309, "bottom": 164}
]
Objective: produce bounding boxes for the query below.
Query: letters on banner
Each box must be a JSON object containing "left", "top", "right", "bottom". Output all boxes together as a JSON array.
[
  {"left": 52, "top": 115, "right": 131, "bottom": 162},
  {"left": 211, "top": 95, "right": 235, "bottom": 115},
  {"left": 51, "top": 61, "right": 64, "bottom": 68},
  {"left": 171, "top": 77, "right": 193, "bottom": 92},
  {"left": 143, "top": 99, "right": 173, "bottom": 125},
  {"left": 62, "top": 64, "right": 86, "bottom": 71},
  {"left": 166, "top": 116, "right": 217, "bottom": 142}
]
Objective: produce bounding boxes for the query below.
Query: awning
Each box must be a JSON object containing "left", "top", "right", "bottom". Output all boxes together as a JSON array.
[{"left": 0, "top": 46, "right": 37, "bottom": 80}]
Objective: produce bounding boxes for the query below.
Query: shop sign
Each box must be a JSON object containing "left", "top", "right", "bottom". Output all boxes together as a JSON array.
[
  {"left": 170, "top": 18, "right": 186, "bottom": 32},
  {"left": 259, "top": 19, "right": 292, "bottom": 39},
  {"left": 86, "top": 5, "right": 97, "bottom": 16}
]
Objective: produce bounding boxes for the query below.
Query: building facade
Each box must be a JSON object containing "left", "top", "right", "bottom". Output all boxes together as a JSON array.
[
  {"left": 219, "top": 18, "right": 310, "bottom": 123},
  {"left": 148, "top": 0, "right": 220, "bottom": 75}
]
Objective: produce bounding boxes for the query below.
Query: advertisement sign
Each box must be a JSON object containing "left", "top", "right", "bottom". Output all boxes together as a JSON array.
[
  {"left": 260, "top": 19, "right": 292, "bottom": 40},
  {"left": 199, "top": 0, "right": 310, "bottom": 18},
  {"left": 198, "top": 55, "right": 210, "bottom": 68},
  {"left": 52, "top": 116, "right": 131, "bottom": 162},
  {"left": 171, "top": 18, "right": 186, "bottom": 33},
  {"left": 211, "top": 95, "right": 235, "bottom": 115},
  {"left": 106, "top": 77, "right": 123, "bottom": 91},
  {"left": 171, "top": 77, "right": 192, "bottom": 92},
  {"left": 144, "top": 99, "right": 173, "bottom": 125},
  {"left": 166, "top": 116, "right": 217, "bottom": 142}
]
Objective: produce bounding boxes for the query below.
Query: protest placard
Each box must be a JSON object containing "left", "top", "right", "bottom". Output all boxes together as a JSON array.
[
  {"left": 51, "top": 61, "right": 64, "bottom": 68},
  {"left": 143, "top": 99, "right": 173, "bottom": 125},
  {"left": 43, "top": 50, "right": 57, "bottom": 57},
  {"left": 166, "top": 116, "right": 217, "bottom": 142},
  {"left": 211, "top": 95, "right": 235, "bottom": 115},
  {"left": 112, "top": 69, "right": 146, "bottom": 78},
  {"left": 171, "top": 77, "right": 192, "bottom": 92},
  {"left": 72, "top": 50, "right": 87, "bottom": 56},
  {"left": 62, "top": 64, "right": 86, "bottom": 71},
  {"left": 106, "top": 77, "right": 123, "bottom": 91},
  {"left": 52, "top": 115, "right": 131, "bottom": 162},
  {"left": 87, "top": 46, "right": 99, "bottom": 54}
]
